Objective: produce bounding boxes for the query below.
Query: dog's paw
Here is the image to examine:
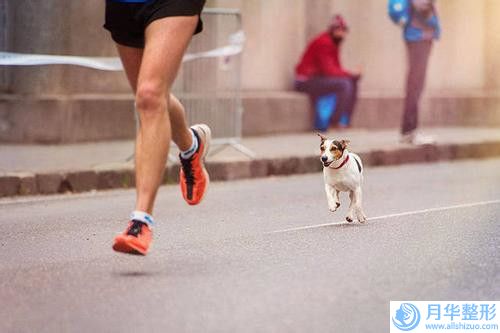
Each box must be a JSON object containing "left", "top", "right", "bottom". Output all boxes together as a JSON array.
[
  {"left": 346, "top": 215, "right": 354, "bottom": 223},
  {"left": 356, "top": 210, "right": 367, "bottom": 223},
  {"left": 328, "top": 201, "right": 339, "bottom": 212}
]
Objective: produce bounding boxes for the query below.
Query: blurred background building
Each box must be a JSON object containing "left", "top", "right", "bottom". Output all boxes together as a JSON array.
[{"left": 0, "top": 0, "right": 499, "bottom": 143}]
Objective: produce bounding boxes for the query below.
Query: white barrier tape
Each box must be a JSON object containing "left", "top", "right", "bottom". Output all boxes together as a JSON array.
[
  {"left": 0, "top": 53, "right": 123, "bottom": 71},
  {"left": 0, "top": 30, "right": 244, "bottom": 71}
]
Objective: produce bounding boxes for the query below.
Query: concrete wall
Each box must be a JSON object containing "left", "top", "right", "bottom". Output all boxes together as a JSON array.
[
  {"left": 1, "top": 0, "right": 499, "bottom": 143},
  {"left": 0, "top": 0, "right": 8, "bottom": 91},
  {"left": 212, "top": 0, "right": 500, "bottom": 95},
  {"left": 1, "top": 0, "right": 128, "bottom": 94},
  {"left": 2, "top": 0, "right": 499, "bottom": 95},
  {"left": 485, "top": 0, "right": 500, "bottom": 92}
]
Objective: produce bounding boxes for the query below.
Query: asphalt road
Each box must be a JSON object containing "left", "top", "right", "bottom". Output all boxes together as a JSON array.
[{"left": 1, "top": 158, "right": 499, "bottom": 333}]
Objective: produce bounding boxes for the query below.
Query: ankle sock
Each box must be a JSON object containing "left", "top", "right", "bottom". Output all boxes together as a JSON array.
[
  {"left": 130, "top": 210, "right": 155, "bottom": 227},
  {"left": 180, "top": 129, "right": 199, "bottom": 159}
]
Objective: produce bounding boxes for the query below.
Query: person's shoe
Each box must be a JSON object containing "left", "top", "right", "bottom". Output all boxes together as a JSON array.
[
  {"left": 112, "top": 220, "right": 152, "bottom": 255},
  {"left": 179, "top": 124, "right": 211, "bottom": 205},
  {"left": 400, "top": 132, "right": 435, "bottom": 145}
]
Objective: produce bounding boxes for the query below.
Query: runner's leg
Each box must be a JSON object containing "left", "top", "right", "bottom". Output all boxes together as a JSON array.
[
  {"left": 116, "top": 46, "right": 193, "bottom": 152},
  {"left": 116, "top": 45, "right": 143, "bottom": 92},
  {"left": 134, "top": 15, "right": 199, "bottom": 214}
]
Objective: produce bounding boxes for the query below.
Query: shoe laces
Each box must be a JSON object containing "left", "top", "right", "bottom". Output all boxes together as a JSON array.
[
  {"left": 180, "top": 156, "right": 195, "bottom": 185},
  {"left": 127, "top": 220, "right": 145, "bottom": 237}
]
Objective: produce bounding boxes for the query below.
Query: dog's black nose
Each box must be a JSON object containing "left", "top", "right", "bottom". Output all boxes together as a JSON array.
[{"left": 321, "top": 156, "right": 328, "bottom": 162}]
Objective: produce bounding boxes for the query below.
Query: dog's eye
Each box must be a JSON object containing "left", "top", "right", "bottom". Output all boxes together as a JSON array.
[
  {"left": 330, "top": 146, "right": 337, "bottom": 152},
  {"left": 320, "top": 145, "right": 325, "bottom": 151}
]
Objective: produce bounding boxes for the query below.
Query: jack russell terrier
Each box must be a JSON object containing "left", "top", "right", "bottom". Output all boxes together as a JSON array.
[{"left": 318, "top": 133, "right": 367, "bottom": 223}]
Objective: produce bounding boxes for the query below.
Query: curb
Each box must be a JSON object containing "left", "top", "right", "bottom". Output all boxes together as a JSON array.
[{"left": 2, "top": 141, "right": 500, "bottom": 198}]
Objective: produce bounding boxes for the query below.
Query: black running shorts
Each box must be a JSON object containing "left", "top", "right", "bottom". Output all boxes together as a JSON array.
[{"left": 104, "top": 0, "right": 206, "bottom": 48}]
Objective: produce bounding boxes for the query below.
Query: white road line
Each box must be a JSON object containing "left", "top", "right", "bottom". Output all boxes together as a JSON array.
[{"left": 266, "top": 199, "right": 500, "bottom": 234}]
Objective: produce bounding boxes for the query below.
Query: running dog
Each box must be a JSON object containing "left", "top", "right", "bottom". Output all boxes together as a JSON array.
[{"left": 318, "top": 133, "right": 367, "bottom": 223}]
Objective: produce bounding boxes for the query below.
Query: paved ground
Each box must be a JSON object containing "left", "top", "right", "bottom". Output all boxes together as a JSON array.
[
  {"left": 2, "top": 127, "right": 500, "bottom": 173},
  {"left": 1, "top": 158, "right": 499, "bottom": 332}
]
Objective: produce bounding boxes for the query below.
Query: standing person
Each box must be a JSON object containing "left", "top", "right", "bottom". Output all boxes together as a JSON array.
[
  {"left": 294, "top": 15, "right": 362, "bottom": 130},
  {"left": 389, "top": 0, "right": 440, "bottom": 144},
  {"left": 103, "top": 0, "right": 211, "bottom": 255}
]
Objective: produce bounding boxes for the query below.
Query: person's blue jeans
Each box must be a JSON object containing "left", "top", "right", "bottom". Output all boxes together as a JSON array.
[{"left": 295, "top": 76, "right": 359, "bottom": 127}]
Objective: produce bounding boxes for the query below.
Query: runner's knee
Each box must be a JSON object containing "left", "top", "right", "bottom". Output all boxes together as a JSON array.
[{"left": 135, "top": 84, "right": 167, "bottom": 116}]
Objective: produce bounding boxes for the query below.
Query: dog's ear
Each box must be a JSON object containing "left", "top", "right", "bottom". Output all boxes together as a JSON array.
[
  {"left": 317, "top": 132, "right": 327, "bottom": 141},
  {"left": 340, "top": 139, "right": 350, "bottom": 149}
]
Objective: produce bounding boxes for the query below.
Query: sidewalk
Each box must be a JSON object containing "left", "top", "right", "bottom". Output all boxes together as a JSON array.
[{"left": 1, "top": 127, "right": 500, "bottom": 197}]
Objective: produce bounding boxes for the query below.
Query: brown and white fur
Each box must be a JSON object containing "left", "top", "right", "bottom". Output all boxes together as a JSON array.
[{"left": 318, "top": 133, "right": 367, "bottom": 223}]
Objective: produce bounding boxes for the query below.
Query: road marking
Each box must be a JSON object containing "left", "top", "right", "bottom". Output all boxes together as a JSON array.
[{"left": 266, "top": 199, "right": 500, "bottom": 234}]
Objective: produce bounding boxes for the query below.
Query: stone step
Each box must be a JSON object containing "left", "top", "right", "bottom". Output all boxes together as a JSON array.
[{"left": 0, "top": 92, "right": 499, "bottom": 143}]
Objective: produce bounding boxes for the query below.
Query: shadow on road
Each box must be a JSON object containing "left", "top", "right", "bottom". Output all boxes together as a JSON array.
[{"left": 111, "top": 271, "right": 160, "bottom": 278}]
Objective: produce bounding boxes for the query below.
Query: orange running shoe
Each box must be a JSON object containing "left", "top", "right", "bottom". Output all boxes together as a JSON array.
[
  {"left": 112, "top": 220, "right": 152, "bottom": 255},
  {"left": 179, "top": 124, "right": 211, "bottom": 205}
]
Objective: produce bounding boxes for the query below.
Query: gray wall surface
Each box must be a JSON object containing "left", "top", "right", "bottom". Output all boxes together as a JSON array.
[{"left": 2, "top": 0, "right": 500, "bottom": 95}]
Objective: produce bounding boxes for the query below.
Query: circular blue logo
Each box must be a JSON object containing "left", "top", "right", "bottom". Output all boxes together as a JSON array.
[{"left": 392, "top": 303, "right": 421, "bottom": 331}]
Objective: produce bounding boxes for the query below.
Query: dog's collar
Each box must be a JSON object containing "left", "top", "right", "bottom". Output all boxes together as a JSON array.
[{"left": 331, "top": 154, "right": 350, "bottom": 169}]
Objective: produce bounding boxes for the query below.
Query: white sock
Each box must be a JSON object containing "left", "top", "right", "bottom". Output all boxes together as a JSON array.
[
  {"left": 130, "top": 210, "right": 155, "bottom": 227},
  {"left": 180, "top": 129, "right": 199, "bottom": 159}
]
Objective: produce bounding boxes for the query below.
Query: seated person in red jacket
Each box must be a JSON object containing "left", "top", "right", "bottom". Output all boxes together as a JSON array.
[{"left": 295, "top": 15, "right": 361, "bottom": 129}]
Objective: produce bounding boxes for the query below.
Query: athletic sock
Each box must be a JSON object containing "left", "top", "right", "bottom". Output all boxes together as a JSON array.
[
  {"left": 130, "top": 210, "right": 155, "bottom": 228},
  {"left": 180, "top": 129, "right": 199, "bottom": 160}
]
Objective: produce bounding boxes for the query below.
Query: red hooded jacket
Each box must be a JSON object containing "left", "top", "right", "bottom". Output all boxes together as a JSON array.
[{"left": 295, "top": 31, "right": 352, "bottom": 80}]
